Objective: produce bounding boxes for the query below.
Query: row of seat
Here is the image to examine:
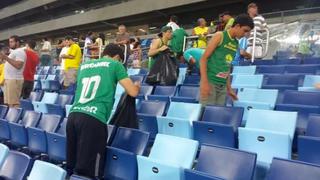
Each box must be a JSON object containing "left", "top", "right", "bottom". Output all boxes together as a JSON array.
[{"left": 240, "top": 57, "right": 320, "bottom": 66}]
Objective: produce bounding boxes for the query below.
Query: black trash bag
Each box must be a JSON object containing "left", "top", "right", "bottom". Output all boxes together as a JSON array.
[
  {"left": 109, "top": 93, "right": 138, "bottom": 129},
  {"left": 146, "top": 50, "right": 179, "bottom": 86}
]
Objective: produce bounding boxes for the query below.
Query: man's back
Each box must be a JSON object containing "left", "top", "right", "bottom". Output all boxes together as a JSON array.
[
  {"left": 71, "top": 57, "right": 128, "bottom": 124},
  {"left": 24, "top": 50, "right": 39, "bottom": 81},
  {"left": 5, "top": 48, "right": 26, "bottom": 80},
  {"left": 65, "top": 43, "right": 82, "bottom": 69}
]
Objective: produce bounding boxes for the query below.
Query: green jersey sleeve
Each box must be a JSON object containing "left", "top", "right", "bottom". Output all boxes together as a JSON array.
[{"left": 116, "top": 63, "right": 129, "bottom": 81}]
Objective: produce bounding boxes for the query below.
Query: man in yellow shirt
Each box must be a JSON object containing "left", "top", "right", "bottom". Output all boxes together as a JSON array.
[
  {"left": 192, "top": 18, "right": 209, "bottom": 48},
  {"left": 61, "top": 36, "right": 82, "bottom": 88}
]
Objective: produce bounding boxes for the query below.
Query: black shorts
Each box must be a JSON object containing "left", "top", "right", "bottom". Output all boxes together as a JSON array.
[
  {"left": 66, "top": 112, "right": 107, "bottom": 179},
  {"left": 21, "top": 80, "right": 34, "bottom": 99}
]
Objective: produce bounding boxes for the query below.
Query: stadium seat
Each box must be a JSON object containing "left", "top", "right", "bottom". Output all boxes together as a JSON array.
[
  {"left": 305, "top": 114, "right": 320, "bottom": 137},
  {"left": 111, "top": 127, "right": 150, "bottom": 155},
  {"left": 275, "top": 58, "right": 301, "bottom": 65},
  {"left": 41, "top": 74, "right": 61, "bottom": 92},
  {"left": 70, "top": 175, "right": 92, "bottom": 180},
  {"left": 33, "top": 92, "right": 59, "bottom": 113},
  {"left": 0, "top": 144, "right": 8, "bottom": 168},
  {"left": 46, "top": 118, "right": 68, "bottom": 162},
  {"left": 65, "top": 105, "right": 72, "bottom": 117},
  {"left": 232, "top": 65, "right": 256, "bottom": 75},
  {"left": 45, "top": 94, "right": 74, "bottom": 117},
  {"left": 20, "top": 91, "right": 43, "bottom": 110},
  {"left": 171, "top": 85, "right": 199, "bottom": 103},
  {"left": 0, "top": 105, "right": 8, "bottom": 119},
  {"left": 298, "top": 75, "right": 320, "bottom": 92},
  {"left": 298, "top": 136, "right": 320, "bottom": 165},
  {"left": 303, "top": 57, "right": 320, "bottom": 64},
  {"left": 183, "top": 75, "right": 200, "bottom": 86},
  {"left": 0, "top": 108, "right": 23, "bottom": 140},
  {"left": 184, "top": 169, "right": 224, "bottom": 180},
  {"left": 157, "top": 102, "right": 202, "bottom": 138},
  {"left": 130, "top": 75, "right": 145, "bottom": 84},
  {"left": 28, "top": 160, "right": 66, "bottom": 180},
  {"left": 147, "top": 86, "right": 176, "bottom": 101},
  {"left": 137, "top": 134, "right": 199, "bottom": 180},
  {"left": 256, "top": 65, "right": 286, "bottom": 74},
  {"left": 27, "top": 114, "right": 61, "bottom": 154},
  {"left": 231, "top": 75, "right": 263, "bottom": 89},
  {"left": 137, "top": 85, "right": 154, "bottom": 100},
  {"left": 266, "top": 158, "right": 320, "bottom": 180},
  {"left": 252, "top": 59, "right": 275, "bottom": 65},
  {"left": 9, "top": 111, "right": 42, "bottom": 147},
  {"left": 137, "top": 100, "right": 167, "bottom": 139},
  {"left": 59, "top": 84, "right": 76, "bottom": 95},
  {"left": 0, "top": 151, "right": 32, "bottom": 180},
  {"left": 262, "top": 74, "right": 300, "bottom": 90},
  {"left": 234, "top": 88, "right": 279, "bottom": 124},
  {"left": 285, "top": 65, "right": 318, "bottom": 74},
  {"left": 107, "top": 125, "right": 116, "bottom": 145},
  {"left": 176, "top": 67, "right": 187, "bottom": 85},
  {"left": 127, "top": 68, "right": 140, "bottom": 75},
  {"left": 193, "top": 106, "right": 243, "bottom": 147},
  {"left": 105, "top": 146, "right": 138, "bottom": 180},
  {"left": 193, "top": 144, "right": 256, "bottom": 180}
]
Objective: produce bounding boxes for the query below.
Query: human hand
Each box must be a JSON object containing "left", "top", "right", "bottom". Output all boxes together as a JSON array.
[
  {"left": 228, "top": 89, "right": 238, "bottom": 101},
  {"left": 159, "top": 45, "right": 168, "bottom": 52},
  {"left": 200, "top": 81, "right": 212, "bottom": 99}
]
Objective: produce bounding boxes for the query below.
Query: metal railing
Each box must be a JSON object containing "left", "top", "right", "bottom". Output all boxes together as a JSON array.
[{"left": 251, "top": 27, "right": 270, "bottom": 62}]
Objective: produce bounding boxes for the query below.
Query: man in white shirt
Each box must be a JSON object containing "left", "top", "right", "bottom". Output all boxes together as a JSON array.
[
  {"left": 40, "top": 37, "right": 52, "bottom": 66},
  {"left": 0, "top": 35, "right": 26, "bottom": 107},
  {"left": 59, "top": 40, "right": 70, "bottom": 72},
  {"left": 84, "top": 31, "right": 94, "bottom": 62},
  {"left": 167, "top": 15, "right": 180, "bottom": 32}
]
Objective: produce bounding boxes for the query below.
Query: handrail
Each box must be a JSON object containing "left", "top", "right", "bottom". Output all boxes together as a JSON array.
[{"left": 251, "top": 27, "right": 270, "bottom": 62}]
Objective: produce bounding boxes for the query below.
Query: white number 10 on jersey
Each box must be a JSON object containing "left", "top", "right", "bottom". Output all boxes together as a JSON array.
[{"left": 79, "top": 75, "right": 101, "bottom": 104}]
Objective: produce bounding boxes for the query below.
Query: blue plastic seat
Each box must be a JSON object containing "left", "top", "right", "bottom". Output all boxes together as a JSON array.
[
  {"left": 194, "top": 144, "right": 256, "bottom": 180},
  {"left": 70, "top": 175, "right": 92, "bottom": 180},
  {"left": 130, "top": 75, "right": 145, "bottom": 84},
  {"left": 9, "top": 111, "right": 42, "bottom": 147},
  {"left": 157, "top": 102, "right": 202, "bottom": 138},
  {"left": 137, "top": 100, "right": 167, "bottom": 139},
  {"left": 0, "top": 151, "right": 32, "bottom": 180},
  {"left": 262, "top": 74, "right": 300, "bottom": 90},
  {"left": 234, "top": 88, "right": 279, "bottom": 124},
  {"left": 303, "top": 57, "right": 320, "bottom": 64},
  {"left": 285, "top": 65, "right": 318, "bottom": 74},
  {"left": 33, "top": 92, "right": 59, "bottom": 113},
  {"left": 266, "top": 158, "right": 320, "bottom": 180},
  {"left": 232, "top": 66, "right": 256, "bottom": 75},
  {"left": 107, "top": 124, "right": 116, "bottom": 145},
  {"left": 298, "top": 136, "right": 320, "bottom": 165},
  {"left": 147, "top": 86, "right": 176, "bottom": 101},
  {"left": 231, "top": 75, "right": 263, "bottom": 89},
  {"left": 111, "top": 127, "right": 150, "bottom": 155},
  {"left": 65, "top": 105, "right": 72, "bottom": 117},
  {"left": 275, "top": 59, "right": 301, "bottom": 65},
  {"left": 20, "top": 91, "right": 43, "bottom": 110},
  {"left": 176, "top": 67, "right": 187, "bottom": 85},
  {"left": 253, "top": 59, "right": 275, "bottom": 65},
  {"left": 28, "top": 160, "right": 66, "bottom": 180},
  {"left": 45, "top": 94, "right": 74, "bottom": 117},
  {"left": 127, "top": 68, "right": 140, "bottom": 75},
  {"left": 0, "top": 108, "right": 23, "bottom": 140},
  {"left": 105, "top": 146, "right": 138, "bottom": 180},
  {"left": 183, "top": 75, "right": 200, "bottom": 85},
  {"left": 41, "top": 75, "right": 61, "bottom": 92},
  {"left": 184, "top": 169, "right": 224, "bottom": 180},
  {"left": 27, "top": 114, "right": 61, "bottom": 154},
  {"left": 137, "top": 134, "right": 199, "bottom": 180},
  {"left": 137, "top": 85, "right": 153, "bottom": 100},
  {"left": 256, "top": 65, "right": 286, "bottom": 74},
  {"left": 298, "top": 75, "right": 320, "bottom": 92},
  {"left": 0, "top": 144, "right": 8, "bottom": 169},
  {"left": 0, "top": 105, "right": 8, "bottom": 119},
  {"left": 46, "top": 118, "right": 68, "bottom": 162},
  {"left": 171, "top": 86, "right": 200, "bottom": 103}
]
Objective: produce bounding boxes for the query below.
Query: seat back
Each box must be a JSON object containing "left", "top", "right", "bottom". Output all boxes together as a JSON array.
[
  {"left": 46, "top": 75, "right": 57, "bottom": 81},
  {"left": 246, "top": 109, "right": 297, "bottom": 140},
  {"left": 41, "top": 92, "right": 59, "bottom": 104},
  {"left": 166, "top": 102, "right": 202, "bottom": 121},
  {"left": 0, "top": 151, "right": 32, "bottom": 180},
  {"left": 5, "top": 108, "right": 22, "bottom": 123},
  {"left": 130, "top": 75, "right": 145, "bottom": 83},
  {"left": 302, "top": 75, "right": 320, "bottom": 87},
  {"left": 138, "top": 101, "right": 166, "bottom": 116},
  {"left": 105, "top": 147, "right": 137, "bottom": 180},
  {"left": 138, "top": 86, "right": 153, "bottom": 97},
  {"left": 276, "top": 59, "right": 301, "bottom": 65},
  {"left": 306, "top": 114, "right": 320, "bottom": 137},
  {"left": 195, "top": 144, "right": 256, "bottom": 180},
  {"left": 37, "top": 114, "right": 61, "bottom": 132},
  {"left": 183, "top": 75, "right": 200, "bottom": 85},
  {"left": 232, "top": 75, "right": 263, "bottom": 88},
  {"left": 28, "top": 160, "right": 66, "bottom": 180},
  {"left": 256, "top": 65, "right": 286, "bottom": 74},
  {"left": 298, "top": 136, "right": 320, "bottom": 165},
  {"left": 263, "top": 74, "right": 300, "bottom": 85},
  {"left": 0, "top": 144, "right": 9, "bottom": 168},
  {"left": 0, "top": 105, "right": 8, "bottom": 119},
  {"left": 201, "top": 106, "right": 243, "bottom": 130},
  {"left": 184, "top": 169, "right": 224, "bottom": 180},
  {"left": 56, "top": 118, "right": 67, "bottom": 135},
  {"left": 285, "top": 65, "right": 317, "bottom": 74},
  {"left": 266, "top": 158, "right": 320, "bottom": 180},
  {"left": 111, "top": 127, "right": 150, "bottom": 155},
  {"left": 153, "top": 86, "right": 176, "bottom": 96},
  {"left": 22, "top": 111, "right": 42, "bottom": 127},
  {"left": 282, "top": 90, "right": 320, "bottom": 106},
  {"left": 178, "top": 86, "right": 199, "bottom": 99},
  {"left": 237, "top": 88, "right": 278, "bottom": 106},
  {"left": 148, "top": 134, "right": 199, "bottom": 169},
  {"left": 232, "top": 66, "right": 256, "bottom": 75},
  {"left": 29, "top": 91, "right": 43, "bottom": 101},
  {"left": 127, "top": 68, "right": 140, "bottom": 75},
  {"left": 56, "top": 94, "right": 74, "bottom": 106}
]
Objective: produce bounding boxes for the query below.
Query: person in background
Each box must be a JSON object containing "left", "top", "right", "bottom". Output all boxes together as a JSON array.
[
  {"left": 0, "top": 44, "right": 9, "bottom": 104},
  {"left": 221, "top": 11, "right": 235, "bottom": 30},
  {"left": 247, "top": 2, "right": 268, "bottom": 59},
  {"left": 40, "top": 37, "right": 52, "bottom": 66},
  {"left": 131, "top": 38, "right": 142, "bottom": 68},
  {"left": 167, "top": 15, "right": 180, "bottom": 32},
  {"left": 84, "top": 31, "right": 94, "bottom": 61},
  {"left": 56, "top": 40, "right": 64, "bottom": 60},
  {"left": 200, "top": 14, "right": 254, "bottom": 106},
  {"left": 233, "top": 33, "right": 252, "bottom": 66},
  {"left": 21, "top": 40, "right": 39, "bottom": 99},
  {"left": 169, "top": 18, "right": 188, "bottom": 62},
  {"left": 60, "top": 36, "right": 82, "bottom": 88},
  {"left": 0, "top": 35, "right": 26, "bottom": 107},
  {"left": 59, "top": 40, "right": 69, "bottom": 72},
  {"left": 192, "top": 18, "right": 210, "bottom": 48},
  {"left": 183, "top": 48, "right": 204, "bottom": 73},
  {"left": 115, "top": 25, "right": 131, "bottom": 66},
  {"left": 67, "top": 43, "right": 140, "bottom": 180},
  {"left": 148, "top": 26, "right": 173, "bottom": 69},
  {"left": 91, "top": 33, "right": 105, "bottom": 59}
]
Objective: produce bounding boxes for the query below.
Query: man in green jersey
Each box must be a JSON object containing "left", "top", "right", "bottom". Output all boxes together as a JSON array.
[
  {"left": 67, "top": 43, "right": 140, "bottom": 179},
  {"left": 200, "top": 14, "right": 254, "bottom": 106}
]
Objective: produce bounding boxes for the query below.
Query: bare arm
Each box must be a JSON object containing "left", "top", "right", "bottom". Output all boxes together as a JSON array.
[
  {"left": 148, "top": 39, "right": 167, "bottom": 57},
  {"left": 192, "top": 29, "right": 196, "bottom": 36},
  {"left": 240, "top": 50, "right": 252, "bottom": 59},
  {"left": 61, "top": 54, "right": 75, "bottom": 59},
  {"left": 2, "top": 55, "right": 23, "bottom": 69},
  {"left": 119, "top": 78, "right": 140, "bottom": 97}
]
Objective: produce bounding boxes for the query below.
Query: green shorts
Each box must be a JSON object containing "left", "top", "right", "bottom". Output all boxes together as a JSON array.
[{"left": 200, "top": 82, "right": 227, "bottom": 106}]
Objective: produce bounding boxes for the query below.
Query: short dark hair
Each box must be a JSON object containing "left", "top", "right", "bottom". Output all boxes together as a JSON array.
[
  {"left": 170, "top": 15, "right": 179, "bottom": 23},
  {"left": 43, "top": 37, "right": 48, "bottom": 41},
  {"left": 65, "top": 35, "right": 73, "bottom": 41},
  {"left": 103, "top": 43, "right": 124, "bottom": 60},
  {"left": 26, "top": 40, "right": 36, "bottom": 49},
  {"left": 9, "top": 35, "right": 20, "bottom": 43},
  {"left": 232, "top": 14, "right": 254, "bottom": 29}
]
